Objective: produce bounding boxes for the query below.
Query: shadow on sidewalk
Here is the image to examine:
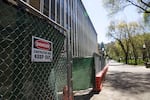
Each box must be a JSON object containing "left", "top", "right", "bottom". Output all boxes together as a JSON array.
[
  {"left": 74, "top": 91, "right": 99, "bottom": 100},
  {"left": 105, "top": 71, "right": 150, "bottom": 94}
]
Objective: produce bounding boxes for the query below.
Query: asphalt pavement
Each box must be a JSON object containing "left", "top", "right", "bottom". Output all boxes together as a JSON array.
[{"left": 74, "top": 60, "right": 150, "bottom": 100}]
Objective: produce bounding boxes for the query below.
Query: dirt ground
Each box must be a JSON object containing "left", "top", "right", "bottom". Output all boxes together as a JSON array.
[{"left": 74, "top": 60, "right": 150, "bottom": 100}]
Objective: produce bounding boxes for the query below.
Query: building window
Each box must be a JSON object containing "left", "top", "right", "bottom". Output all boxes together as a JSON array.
[
  {"left": 30, "top": 0, "right": 40, "bottom": 10},
  {"left": 51, "top": 0, "right": 55, "bottom": 20},
  {"left": 60, "top": 0, "right": 64, "bottom": 26},
  {"left": 43, "top": 0, "right": 49, "bottom": 16},
  {"left": 57, "top": 0, "right": 60, "bottom": 24},
  {"left": 66, "top": 0, "right": 69, "bottom": 29}
]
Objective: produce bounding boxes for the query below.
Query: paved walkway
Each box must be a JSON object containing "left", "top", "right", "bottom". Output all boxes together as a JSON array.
[{"left": 74, "top": 60, "right": 150, "bottom": 100}]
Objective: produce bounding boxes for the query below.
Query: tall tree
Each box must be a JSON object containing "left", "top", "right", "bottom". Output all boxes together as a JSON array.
[
  {"left": 143, "top": 33, "right": 150, "bottom": 60},
  {"left": 127, "top": 22, "right": 143, "bottom": 64},
  {"left": 106, "top": 42, "right": 122, "bottom": 60},
  {"left": 143, "top": 12, "right": 150, "bottom": 24},
  {"left": 107, "top": 21, "right": 130, "bottom": 64}
]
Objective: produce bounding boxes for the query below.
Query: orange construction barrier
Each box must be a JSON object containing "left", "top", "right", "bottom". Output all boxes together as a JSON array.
[
  {"left": 95, "top": 71, "right": 103, "bottom": 92},
  {"left": 94, "top": 65, "right": 109, "bottom": 92}
]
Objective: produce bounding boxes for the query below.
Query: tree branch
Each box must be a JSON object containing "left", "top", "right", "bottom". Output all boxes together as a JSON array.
[
  {"left": 140, "top": 0, "right": 150, "bottom": 7},
  {"left": 110, "top": 33, "right": 127, "bottom": 54},
  {"left": 117, "top": 39, "right": 127, "bottom": 54},
  {"left": 126, "top": 0, "right": 150, "bottom": 13}
]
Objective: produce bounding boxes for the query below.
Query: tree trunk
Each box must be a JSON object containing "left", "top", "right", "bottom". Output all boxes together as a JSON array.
[
  {"left": 125, "top": 53, "right": 128, "bottom": 64},
  {"left": 134, "top": 56, "right": 138, "bottom": 65},
  {"left": 132, "top": 45, "right": 138, "bottom": 65}
]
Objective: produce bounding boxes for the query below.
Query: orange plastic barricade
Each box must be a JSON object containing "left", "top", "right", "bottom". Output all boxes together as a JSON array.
[{"left": 94, "top": 65, "right": 109, "bottom": 92}]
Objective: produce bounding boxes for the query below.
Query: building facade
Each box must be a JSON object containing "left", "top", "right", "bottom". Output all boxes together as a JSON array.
[{"left": 25, "top": 0, "right": 98, "bottom": 57}]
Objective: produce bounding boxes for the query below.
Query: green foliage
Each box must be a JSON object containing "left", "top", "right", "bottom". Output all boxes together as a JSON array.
[
  {"left": 143, "top": 33, "right": 150, "bottom": 59},
  {"left": 106, "top": 33, "right": 150, "bottom": 65},
  {"left": 144, "top": 12, "right": 150, "bottom": 24},
  {"left": 128, "top": 59, "right": 145, "bottom": 65}
]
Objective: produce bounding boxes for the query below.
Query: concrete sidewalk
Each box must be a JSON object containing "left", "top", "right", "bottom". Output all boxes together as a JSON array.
[{"left": 74, "top": 60, "right": 150, "bottom": 100}]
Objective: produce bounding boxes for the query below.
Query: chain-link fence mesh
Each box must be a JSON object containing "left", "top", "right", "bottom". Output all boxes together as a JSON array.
[
  {"left": 0, "top": 1, "right": 68, "bottom": 100},
  {"left": 72, "top": 57, "right": 94, "bottom": 90},
  {"left": 72, "top": 54, "right": 106, "bottom": 91},
  {"left": 94, "top": 53, "right": 106, "bottom": 75}
]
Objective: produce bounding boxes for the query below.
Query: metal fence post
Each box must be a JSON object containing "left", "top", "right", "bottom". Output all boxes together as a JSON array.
[{"left": 66, "top": 30, "right": 73, "bottom": 100}]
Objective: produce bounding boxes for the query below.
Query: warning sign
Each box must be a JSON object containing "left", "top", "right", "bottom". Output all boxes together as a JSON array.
[{"left": 31, "top": 36, "right": 53, "bottom": 62}]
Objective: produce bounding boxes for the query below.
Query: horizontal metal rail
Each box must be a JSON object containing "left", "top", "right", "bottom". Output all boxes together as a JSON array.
[{"left": 19, "top": 0, "right": 67, "bottom": 32}]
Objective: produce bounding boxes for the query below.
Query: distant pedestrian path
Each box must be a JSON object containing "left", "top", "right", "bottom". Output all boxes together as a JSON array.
[{"left": 91, "top": 60, "right": 150, "bottom": 100}]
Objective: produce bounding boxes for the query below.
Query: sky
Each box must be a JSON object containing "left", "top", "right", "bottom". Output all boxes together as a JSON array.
[{"left": 81, "top": 0, "right": 141, "bottom": 43}]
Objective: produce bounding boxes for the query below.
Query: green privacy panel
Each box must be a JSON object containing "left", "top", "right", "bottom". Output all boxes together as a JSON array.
[{"left": 73, "top": 57, "right": 94, "bottom": 90}]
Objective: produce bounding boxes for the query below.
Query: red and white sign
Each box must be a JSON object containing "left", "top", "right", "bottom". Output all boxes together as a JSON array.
[
  {"left": 31, "top": 36, "right": 53, "bottom": 62},
  {"left": 35, "top": 40, "right": 51, "bottom": 51}
]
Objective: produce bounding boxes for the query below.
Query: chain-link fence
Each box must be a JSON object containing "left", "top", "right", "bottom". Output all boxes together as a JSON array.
[
  {"left": 94, "top": 53, "right": 106, "bottom": 75},
  {"left": 0, "top": 0, "right": 70, "bottom": 100},
  {"left": 72, "top": 54, "right": 106, "bottom": 91},
  {"left": 72, "top": 57, "right": 94, "bottom": 90}
]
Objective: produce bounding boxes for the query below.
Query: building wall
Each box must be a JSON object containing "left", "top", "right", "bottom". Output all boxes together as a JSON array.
[{"left": 25, "top": 0, "right": 98, "bottom": 57}]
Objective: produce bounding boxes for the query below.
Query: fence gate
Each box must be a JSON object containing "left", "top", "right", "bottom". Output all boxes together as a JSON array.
[{"left": 0, "top": 0, "right": 69, "bottom": 100}]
